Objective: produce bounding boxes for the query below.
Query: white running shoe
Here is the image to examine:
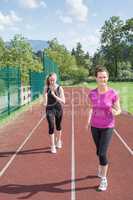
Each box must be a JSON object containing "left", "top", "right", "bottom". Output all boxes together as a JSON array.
[
  {"left": 98, "top": 177, "right": 108, "bottom": 191},
  {"left": 56, "top": 140, "right": 62, "bottom": 148},
  {"left": 51, "top": 145, "right": 57, "bottom": 153}
]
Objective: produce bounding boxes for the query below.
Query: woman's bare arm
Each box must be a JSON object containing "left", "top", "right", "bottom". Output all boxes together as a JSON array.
[
  {"left": 112, "top": 98, "right": 121, "bottom": 116},
  {"left": 51, "top": 86, "right": 65, "bottom": 104}
]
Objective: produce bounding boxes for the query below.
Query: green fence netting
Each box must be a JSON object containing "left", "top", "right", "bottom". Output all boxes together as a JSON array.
[
  {"left": 43, "top": 55, "right": 61, "bottom": 84},
  {"left": 29, "top": 55, "right": 61, "bottom": 100},
  {"left": 29, "top": 70, "right": 44, "bottom": 100},
  {"left": 0, "top": 67, "right": 21, "bottom": 116}
]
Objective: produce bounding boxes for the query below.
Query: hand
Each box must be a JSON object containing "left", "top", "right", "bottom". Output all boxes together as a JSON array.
[{"left": 111, "top": 108, "right": 117, "bottom": 116}]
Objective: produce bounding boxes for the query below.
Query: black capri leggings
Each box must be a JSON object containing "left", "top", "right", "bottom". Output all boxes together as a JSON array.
[
  {"left": 91, "top": 127, "right": 113, "bottom": 166},
  {"left": 46, "top": 107, "right": 63, "bottom": 135}
]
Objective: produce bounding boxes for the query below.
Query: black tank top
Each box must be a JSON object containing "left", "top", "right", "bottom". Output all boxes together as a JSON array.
[{"left": 46, "top": 86, "right": 62, "bottom": 109}]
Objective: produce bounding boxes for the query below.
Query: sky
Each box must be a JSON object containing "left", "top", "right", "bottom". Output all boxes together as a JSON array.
[{"left": 0, "top": 0, "right": 133, "bottom": 55}]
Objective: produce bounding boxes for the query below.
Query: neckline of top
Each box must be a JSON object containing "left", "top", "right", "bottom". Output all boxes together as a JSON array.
[{"left": 97, "top": 87, "right": 111, "bottom": 95}]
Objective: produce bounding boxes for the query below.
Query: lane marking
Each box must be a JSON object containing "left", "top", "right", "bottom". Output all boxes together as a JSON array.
[
  {"left": 71, "top": 89, "right": 76, "bottom": 200},
  {"left": 114, "top": 129, "right": 133, "bottom": 156},
  {"left": 0, "top": 115, "right": 46, "bottom": 177}
]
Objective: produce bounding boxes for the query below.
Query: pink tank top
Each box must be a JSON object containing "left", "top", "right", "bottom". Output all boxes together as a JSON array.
[{"left": 89, "top": 88, "right": 119, "bottom": 128}]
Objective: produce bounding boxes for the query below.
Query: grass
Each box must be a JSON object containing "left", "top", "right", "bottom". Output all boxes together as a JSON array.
[{"left": 62, "top": 81, "right": 133, "bottom": 114}]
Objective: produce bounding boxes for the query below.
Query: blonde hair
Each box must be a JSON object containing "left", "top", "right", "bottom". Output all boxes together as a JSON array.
[{"left": 46, "top": 73, "right": 57, "bottom": 86}]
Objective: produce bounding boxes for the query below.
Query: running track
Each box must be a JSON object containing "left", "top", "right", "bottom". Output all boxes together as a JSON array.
[{"left": 0, "top": 88, "right": 132, "bottom": 200}]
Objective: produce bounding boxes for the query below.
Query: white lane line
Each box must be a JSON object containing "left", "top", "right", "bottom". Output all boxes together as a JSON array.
[
  {"left": 71, "top": 89, "right": 76, "bottom": 200},
  {"left": 0, "top": 115, "right": 46, "bottom": 177},
  {"left": 114, "top": 129, "right": 133, "bottom": 156}
]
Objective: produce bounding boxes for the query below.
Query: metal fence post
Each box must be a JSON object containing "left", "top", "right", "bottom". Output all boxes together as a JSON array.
[{"left": 18, "top": 67, "right": 21, "bottom": 107}]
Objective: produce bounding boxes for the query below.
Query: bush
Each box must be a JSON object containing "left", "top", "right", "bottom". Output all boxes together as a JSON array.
[
  {"left": 68, "top": 68, "right": 88, "bottom": 84},
  {"left": 118, "top": 69, "right": 133, "bottom": 80}
]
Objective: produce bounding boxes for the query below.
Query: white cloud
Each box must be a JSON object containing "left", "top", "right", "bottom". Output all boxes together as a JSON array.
[
  {"left": 66, "top": 0, "right": 88, "bottom": 22},
  {"left": 10, "top": 11, "right": 22, "bottom": 22},
  {"left": 59, "top": 15, "right": 73, "bottom": 24},
  {"left": 20, "top": 0, "right": 47, "bottom": 9},
  {"left": 0, "top": 11, "right": 22, "bottom": 30},
  {"left": 40, "top": 1, "right": 47, "bottom": 8},
  {"left": 56, "top": 10, "right": 73, "bottom": 24},
  {"left": 56, "top": 10, "right": 72, "bottom": 24}
]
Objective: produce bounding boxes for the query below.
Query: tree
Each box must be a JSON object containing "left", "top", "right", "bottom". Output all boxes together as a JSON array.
[
  {"left": 122, "top": 18, "right": 133, "bottom": 67},
  {"left": 73, "top": 42, "right": 85, "bottom": 67},
  {"left": 100, "top": 16, "right": 124, "bottom": 78},
  {"left": 5, "top": 34, "right": 43, "bottom": 83},
  {"left": 83, "top": 52, "right": 92, "bottom": 72},
  {"left": 92, "top": 50, "right": 106, "bottom": 75},
  {"left": 71, "top": 48, "right": 76, "bottom": 56},
  {"left": 0, "top": 37, "right": 6, "bottom": 67},
  {"left": 45, "top": 38, "right": 77, "bottom": 80}
]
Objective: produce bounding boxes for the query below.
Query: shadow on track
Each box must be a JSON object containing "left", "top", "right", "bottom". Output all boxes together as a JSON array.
[
  {"left": 0, "top": 176, "right": 98, "bottom": 199},
  {"left": 0, "top": 147, "right": 51, "bottom": 157}
]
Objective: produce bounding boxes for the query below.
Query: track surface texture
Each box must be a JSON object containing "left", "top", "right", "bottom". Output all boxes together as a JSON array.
[{"left": 0, "top": 87, "right": 132, "bottom": 200}]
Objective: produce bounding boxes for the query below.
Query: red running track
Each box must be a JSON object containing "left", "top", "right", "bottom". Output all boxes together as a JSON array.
[{"left": 0, "top": 87, "right": 132, "bottom": 200}]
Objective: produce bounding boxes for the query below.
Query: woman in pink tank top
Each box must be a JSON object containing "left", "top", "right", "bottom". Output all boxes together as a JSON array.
[{"left": 88, "top": 66, "right": 121, "bottom": 191}]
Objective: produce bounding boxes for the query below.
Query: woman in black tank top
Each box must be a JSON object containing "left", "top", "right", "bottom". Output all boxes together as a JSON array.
[{"left": 43, "top": 73, "right": 65, "bottom": 153}]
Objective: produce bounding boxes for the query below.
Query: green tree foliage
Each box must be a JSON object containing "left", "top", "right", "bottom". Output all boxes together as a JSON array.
[
  {"left": 45, "top": 38, "right": 78, "bottom": 80},
  {"left": 45, "top": 39, "right": 90, "bottom": 82},
  {"left": 117, "top": 61, "right": 133, "bottom": 80},
  {"left": 99, "top": 16, "right": 133, "bottom": 80},
  {"left": 0, "top": 37, "right": 6, "bottom": 66},
  {"left": 122, "top": 18, "right": 133, "bottom": 67},
  {"left": 72, "top": 42, "right": 85, "bottom": 67},
  {"left": 70, "top": 67, "right": 89, "bottom": 83},
  {"left": 100, "top": 16, "right": 124, "bottom": 78},
  {"left": 123, "top": 18, "right": 133, "bottom": 43},
  {"left": 1, "top": 34, "right": 43, "bottom": 84},
  {"left": 92, "top": 50, "right": 106, "bottom": 75},
  {"left": 71, "top": 42, "right": 92, "bottom": 75}
]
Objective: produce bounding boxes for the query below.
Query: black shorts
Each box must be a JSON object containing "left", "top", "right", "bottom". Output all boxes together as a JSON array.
[{"left": 46, "top": 106, "right": 63, "bottom": 134}]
